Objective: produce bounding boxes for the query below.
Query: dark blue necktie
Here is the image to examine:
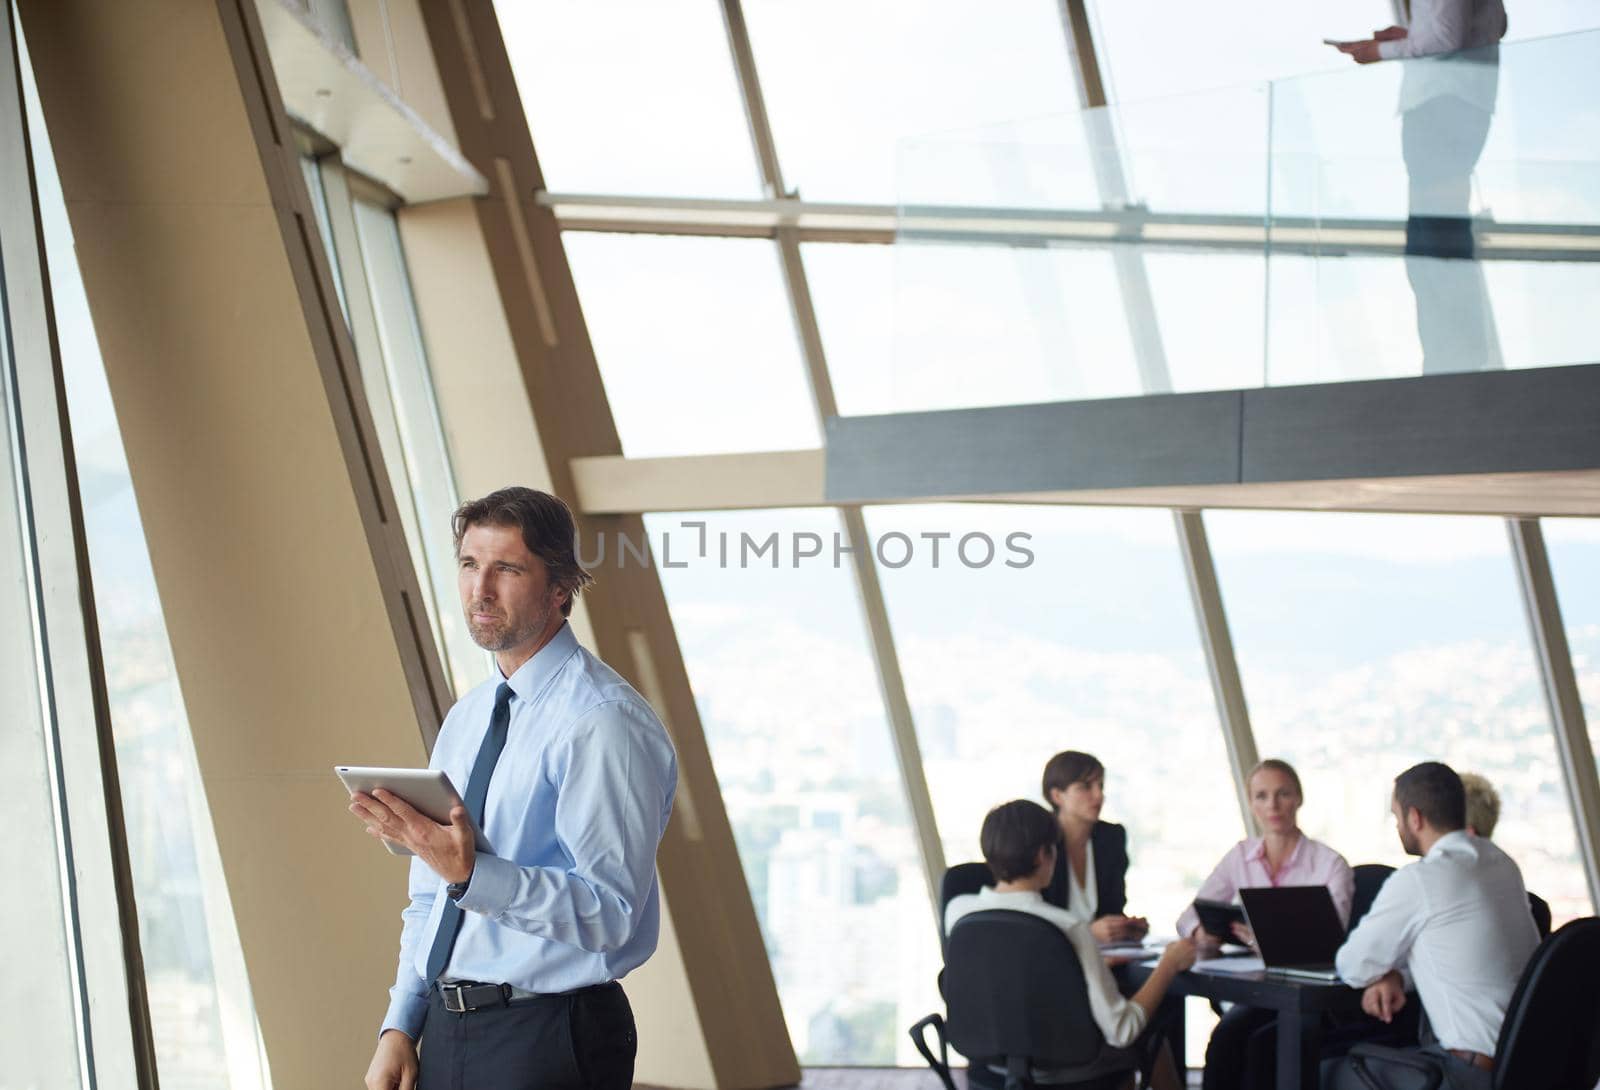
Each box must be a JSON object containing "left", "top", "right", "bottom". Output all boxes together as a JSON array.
[{"left": 424, "top": 681, "right": 513, "bottom": 983}]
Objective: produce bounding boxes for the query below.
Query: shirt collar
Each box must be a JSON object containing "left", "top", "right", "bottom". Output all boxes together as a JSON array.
[
  {"left": 1425, "top": 828, "right": 1477, "bottom": 861},
  {"left": 1247, "top": 834, "right": 1306, "bottom": 867},
  {"left": 499, "top": 622, "right": 579, "bottom": 703}
]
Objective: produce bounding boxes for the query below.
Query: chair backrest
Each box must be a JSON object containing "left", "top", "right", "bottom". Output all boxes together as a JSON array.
[
  {"left": 943, "top": 909, "right": 1105, "bottom": 1070},
  {"left": 1527, "top": 891, "right": 1552, "bottom": 939},
  {"left": 1493, "top": 916, "right": 1600, "bottom": 1089},
  {"left": 939, "top": 862, "right": 995, "bottom": 955},
  {"left": 942, "top": 862, "right": 995, "bottom": 913},
  {"left": 1350, "top": 863, "right": 1395, "bottom": 930}
]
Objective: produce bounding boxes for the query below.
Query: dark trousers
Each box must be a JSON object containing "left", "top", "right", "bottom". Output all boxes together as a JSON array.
[
  {"left": 1202, "top": 1004, "right": 1277, "bottom": 1090},
  {"left": 418, "top": 982, "right": 636, "bottom": 1090}
]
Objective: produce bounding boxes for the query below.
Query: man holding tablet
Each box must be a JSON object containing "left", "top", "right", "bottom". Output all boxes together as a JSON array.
[{"left": 349, "top": 487, "right": 678, "bottom": 1090}]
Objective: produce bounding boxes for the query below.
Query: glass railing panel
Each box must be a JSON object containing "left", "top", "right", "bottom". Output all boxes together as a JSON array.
[
  {"left": 1265, "top": 32, "right": 1600, "bottom": 383},
  {"left": 890, "top": 29, "right": 1600, "bottom": 408}
]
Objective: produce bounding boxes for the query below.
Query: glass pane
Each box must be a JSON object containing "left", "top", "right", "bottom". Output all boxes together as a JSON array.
[
  {"left": 1143, "top": 251, "right": 1265, "bottom": 392},
  {"left": 866, "top": 503, "right": 1236, "bottom": 1066},
  {"left": 497, "top": 0, "right": 760, "bottom": 197},
  {"left": 644, "top": 509, "right": 940, "bottom": 1064},
  {"left": 1544, "top": 519, "right": 1600, "bottom": 769},
  {"left": 1087, "top": 0, "right": 1392, "bottom": 105},
  {"left": 745, "top": 0, "right": 1080, "bottom": 203},
  {"left": 0, "top": 155, "right": 86, "bottom": 1090},
  {"left": 350, "top": 200, "right": 487, "bottom": 694},
  {"left": 27, "top": 52, "right": 272, "bottom": 1090},
  {"left": 886, "top": 240, "right": 1142, "bottom": 412},
  {"left": 1207, "top": 510, "right": 1591, "bottom": 924},
  {"left": 565, "top": 233, "right": 821, "bottom": 456},
  {"left": 299, "top": 154, "right": 349, "bottom": 324},
  {"left": 801, "top": 242, "right": 895, "bottom": 417}
]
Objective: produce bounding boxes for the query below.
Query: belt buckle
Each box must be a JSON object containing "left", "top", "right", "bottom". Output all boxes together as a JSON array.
[{"left": 440, "top": 981, "right": 513, "bottom": 1013}]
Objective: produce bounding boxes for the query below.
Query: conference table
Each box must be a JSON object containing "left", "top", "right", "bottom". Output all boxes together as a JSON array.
[{"left": 1125, "top": 956, "right": 1367, "bottom": 1090}]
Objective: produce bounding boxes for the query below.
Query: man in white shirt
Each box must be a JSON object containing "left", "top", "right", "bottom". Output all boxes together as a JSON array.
[
  {"left": 946, "top": 800, "right": 1195, "bottom": 1090},
  {"left": 1334, "top": 0, "right": 1508, "bottom": 373},
  {"left": 1327, "top": 762, "right": 1539, "bottom": 1089}
]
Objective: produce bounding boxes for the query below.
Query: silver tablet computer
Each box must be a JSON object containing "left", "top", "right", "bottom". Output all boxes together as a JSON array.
[{"left": 335, "top": 766, "right": 493, "bottom": 856}]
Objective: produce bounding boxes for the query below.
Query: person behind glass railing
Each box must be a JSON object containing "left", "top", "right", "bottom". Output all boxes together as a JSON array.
[
  {"left": 1332, "top": 0, "right": 1509, "bottom": 373},
  {"left": 1176, "top": 758, "right": 1354, "bottom": 1090},
  {"left": 1040, "top": 750, "right": 1150, "bottom": 945}
]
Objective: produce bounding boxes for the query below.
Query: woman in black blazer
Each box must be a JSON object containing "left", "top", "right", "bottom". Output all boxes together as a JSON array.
[{"left": 1041, "top": 749, "right": 1149, "bottom": 944}]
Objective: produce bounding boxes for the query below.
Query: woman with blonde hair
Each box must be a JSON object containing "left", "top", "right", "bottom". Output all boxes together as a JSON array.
[{"left": 1178, "top": 758, "right": 1354, "bottom": 1090}]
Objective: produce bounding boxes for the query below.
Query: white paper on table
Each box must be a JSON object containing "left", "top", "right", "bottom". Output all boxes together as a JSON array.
[{"left": 1193, "top": 955, "right": 1265, "bottom": 975}]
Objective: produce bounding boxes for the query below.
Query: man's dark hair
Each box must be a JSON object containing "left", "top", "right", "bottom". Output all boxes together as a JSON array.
[
  {"left": 1041, "top": 750, "right": 1105, "bottom": 809},
  {"left": 452, "top": 487, "right": 594, "bottom": 617},
  {"left": 980, "top": 800, "right": 1059, "bottom": 882},
  {"left": 1394, "top": 761, "right": 1467, "bottom": 832}
]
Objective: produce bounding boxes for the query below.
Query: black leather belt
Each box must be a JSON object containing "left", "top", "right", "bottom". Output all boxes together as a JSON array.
[
  {"left": 437, "top": 981, "right": 518, "bottom": 1013},
  {"left": 436, "top": 980, "right": 613, "bottom": 1014}
]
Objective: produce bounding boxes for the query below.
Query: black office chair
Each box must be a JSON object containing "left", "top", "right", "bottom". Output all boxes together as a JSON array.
[
  {"left": 1336, "top": 916, "right": 1600, "bottom": 1090},
  {"left": 910, "top": 910, "right": 1143, "bottom": 1090},
  {"left": 1527, "top": 890, "right": 1552, "bottom": 939},
  {"left": 939, "top": 862, "right": 995, "bottom": 956},
  {"left": 1350, "top": 863, "right": 1396, "bottom": 930}
]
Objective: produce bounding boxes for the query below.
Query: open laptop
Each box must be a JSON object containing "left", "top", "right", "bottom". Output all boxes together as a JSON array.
[{"left": 1239, "top": 886, "right": 1346, "bottom": 983}]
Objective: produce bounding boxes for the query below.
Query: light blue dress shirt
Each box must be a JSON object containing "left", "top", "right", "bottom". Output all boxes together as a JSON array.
[{"left": 381, "top": 623, "right": 678, "bottom": 1039}]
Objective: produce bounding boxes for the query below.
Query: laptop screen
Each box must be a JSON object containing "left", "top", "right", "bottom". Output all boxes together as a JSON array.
[{"left": 1239, "top": 885, "right": 1346, "bottom": 968}]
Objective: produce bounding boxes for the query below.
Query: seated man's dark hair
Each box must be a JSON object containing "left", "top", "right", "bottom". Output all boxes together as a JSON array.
[
  {"left": 1394, "top": 761, "right": 1467, "bottom": 832},
  {"left": 980, "top": 799, "right": 1060, "bottom": 882}
]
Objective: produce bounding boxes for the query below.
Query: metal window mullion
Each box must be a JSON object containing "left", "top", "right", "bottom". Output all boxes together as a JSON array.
[
  {"left": 718, "top": 0, "right": 948, "bottom": 930},
  {"left": 1507, "top": 518, "right": 1600, "bottom": 911},
  {"left": 0, "top": 7, "right": 155, "bottom": 1085},
  {"left": 1059, "top": 2, "right": 1264, "bottom": 829},
  {"left": 1174, "top": 510, "right": 1260, "bottom": 835}
]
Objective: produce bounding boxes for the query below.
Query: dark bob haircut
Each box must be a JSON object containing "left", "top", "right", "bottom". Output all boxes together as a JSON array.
[
  {"left": 1041, "top": 750, "right": 1105, "bottom": 809},
  {"left": 981, "top": 799, "right": 1060, "bottom": 882}
]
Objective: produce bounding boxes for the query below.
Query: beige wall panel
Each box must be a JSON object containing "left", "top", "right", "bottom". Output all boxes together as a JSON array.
[
  {"left": 396, "top": 196, "right": 598, "bottom": 650},
  {"left": 20, "top": 0, "right": 445, "bottom": 1085},
  {"left": 626, "top": 888, "right": 720, "bottom": 1089}
]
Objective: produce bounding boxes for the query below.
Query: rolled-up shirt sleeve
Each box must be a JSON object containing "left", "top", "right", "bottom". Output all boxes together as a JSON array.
[
  {"left": 1064, "top": 923, "right": 1147, "bottom": 1047},
  {"left": 1378, "top": 0, "right": 1475, "bottom": 59},
  {"left": 1336, "top": 867, "right": 1424, "bottom": 987},
  {"left": 455, "top": 700, "right": 675, "bottom": 954}
]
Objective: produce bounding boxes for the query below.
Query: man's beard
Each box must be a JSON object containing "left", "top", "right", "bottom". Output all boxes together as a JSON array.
[{"left": 466, "top": 595, "right": 553, "bottom": 652}]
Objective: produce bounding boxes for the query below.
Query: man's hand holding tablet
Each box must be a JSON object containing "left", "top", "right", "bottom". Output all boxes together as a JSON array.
[
  {"left": 336, "top": 766, "right": 491, "bottom": 885},
  {"left": 350, "top": 788, "right": 477, "bottom": 884}
]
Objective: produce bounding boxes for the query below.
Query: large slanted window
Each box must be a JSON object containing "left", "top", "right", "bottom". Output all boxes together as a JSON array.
[
  {"left": 645, "top": 509, "right": 940, "bottom": 1064},
  {"left": 1544, "top": 519, "right": 1600, "bottom": 764},
  {"left": 25, "top": 50, "right": 273, "bottom": 1090},
  {"left": 1207, "top": 510, "right": 1592, "bottom": 923}
]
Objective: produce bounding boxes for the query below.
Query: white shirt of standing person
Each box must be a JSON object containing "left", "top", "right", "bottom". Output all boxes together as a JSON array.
[
  {"left": 1335, "top": 828, "right": 1539, "bottom": 1056},
  {"left": 1338, "top": 0, "right": 1507, "bottom": 112}
]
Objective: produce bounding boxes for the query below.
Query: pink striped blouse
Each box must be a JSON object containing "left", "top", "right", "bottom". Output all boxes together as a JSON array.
[{"left": 1176, "top": 835, "right": 1355, "bottom": 939}]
